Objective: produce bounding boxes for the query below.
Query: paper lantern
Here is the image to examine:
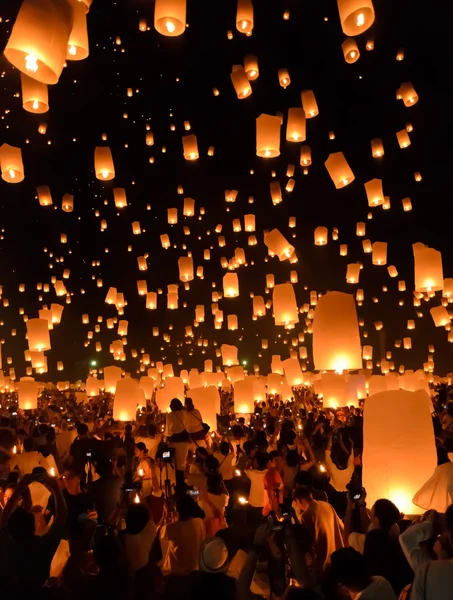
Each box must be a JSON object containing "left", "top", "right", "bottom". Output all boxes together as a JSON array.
[
  {"left": 104, "top": 365, "right": 122, "bottom": 394},
  {"left": 300, "top": 145, "right": 312, "bottom": 166},
  {"left": 253, "top": 296, "right": 266, "bottom": 316},
  {"left": 372, "top": 242, "right": 387, "bottom": 266},
  {"left": 346, "top": 263, "right": 361, "bottom": 283},
  {"left": 160, "top": 234, "right": 170, "bottom": 249},
  {"left": 273, "top": 283, "right": 299, "bottom": 326},
  {"left": 4, "top": 0, "right": 74, "bottom": 84},
  {"left": 301, "top": 89, "right": 319, "bottom": 118},
  {"left": 233, "top": 379, "right": 254, "bottom": 413},
  {"left": 244, "top": 214, "right": 255, "bottom": 232},
  {"left": 236, "top": 0, "right": 253, "bottom": 33},
  {"left": 0, "top": 145, "right": 24, "bottom": 183},
  {"left": 182, "top": 134, "right": 199, "bottom": 160},
  {"left": 66, "top": 1, "right": 88, "bottom": 60},
  {"left": 167, "top": 293, "right": 178, "bottom": 309},
  {"left": 283, "top": 358, "right": 303, "bottom": 386},
  {"left": 371, "top": 138, "right": 384, "bottom": 158},
  {"left": 365, "top": 178, "right": 384, "bottom": 207},
  {"left": 17, "top": 380, "right": 38, "bottom": 410},
  {"left": 26, "top": 318, "right": 51, "bottom": 351},
  {"left": 60, "top": 192, "right": 73, "bottom": 212},
  {"left": 313, "top": 291, "right": 362, "bottom": 371},
  {"left": 114, "top": 378, "right": 143, "bottom": 421},
  {"left": 278, "top": 68, "right": 290, "bottom": 88},
  {"left": 113, "top": 188, "right": 127, "bottom": 208},
  {"left": 36, "top": 185, "right": 52, "bottom": 206},
  {"left": 105, "top": 287, "right": 117, "bottom": 304},
  {"left": 314, "top": 226, "right": 328, "bottom": 246},
  {"left": 183, "top": 197, "right": 195, "bottom": 216},
  {"left": 86, "top": 376, "right": 100, "bottom": 397},
  {"left": 270, "top": 181, "right": 282, "bottom": 205},
  {"left": 387, "top": 265, "right": 398, "bottom": 278},
  {"left": 95, "top": 147, "right": 115, "bottom": 180},
  {"left": 337, "top": 0, "right": 375, "bottom": 36},
  {"left": 223, "top": 273, "right": 239, "bottom": 297},
  {"left": 20, "top": 72, "right": 48, "bottom": 113},
  {"left": 402, "top": 197, "right": 412, "bottom": 212},
  {"left": 342, "top": 37, "right": 360, "bottom": 63},
  {"left": 363, "top": 390, "right": 437, "bottom": 515},
  {"left": 403, "top": 337, "right": 412, "bottom": 350},
  {"left": 286, "top": 108, "right": 306, "bottom": 142},
  {"left": 398, "top": 81, "right": 419, "bottom": 107},
  {"left": 132, "top": 221, "right": 141, "bottom": 235},
  {"left": 189, "top": 386, "right": 219, "bottom": 431},
  {"left": 324, "top": 152, "right": 355, "bottom": 188},
  {"left": 444, "top": 278, "right": 453, "bottom": 297},
  {"left": 264, "top": 229, "right": 295, "bottom": 260},
  {"left": 430, "top": 306, "right": 451, "bottom": 327},
  {"left": 227, "top": 315, "right": 238, "bottom": 330},
  {"left": 413, "top": 243, "right": 443, "bottom": 292},
  {"left": 320, "top": 372, "right": 347, "bottom": 408},
  {"left": 154, "top": 0, "right": 186, "bottom": 36},
  {"left": 221, "top": 344, "right": 238, "bottom": 366},
  {"left": 244, "top": 54, "right": 259, "bottom": 79},
  {"left": 231, "top": 65, "right": 252, "bottom": 99},
  {"left": 256, "top": 114, "right": 281, "bottom": 157},
  {"left": 396, "top": 130, "right": 411, "bottom": 148},
  {"left": 50, "top": 303, "right": 63, "bottom": 324},
  {"left": 362, "top": 345, "right": 373, "bottom": 360}
]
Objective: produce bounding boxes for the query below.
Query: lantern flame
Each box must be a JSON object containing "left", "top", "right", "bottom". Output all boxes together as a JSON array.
[
  {"left": 241, "top": 20, "right": 247, "bottom": 30},
  {"left": 165, "top": 20, "right": 176, "bottom": 33},
  {"left": 101, "top": 169, "right": 109, "bottom": 179},
  {"left": 32, "top": 100, "right": 39, "bottom": 110},
  {"left": 25, "top": 53, "right": 38, "bottom": 73},
  {"left": 68, "top": 44, "right": 77, "bottom": 56},
  {"left": 264, "top": 149, "right": 271, "bottom": 157},
  {"left": 9, "top": 169, "right": 15, "bottom": 179},
  {"left": 356, "top": 13, "right": 365, "bottom": 27}
]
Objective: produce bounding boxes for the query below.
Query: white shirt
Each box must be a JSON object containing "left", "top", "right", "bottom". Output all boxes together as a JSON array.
[
  {"left": 214, "top": 451, "right": 235, "bottom": 481},
  {"left": 165, "top": 411, "right": 187, "bottom": 437},
  {"left": 124, "top": 519, "right": 157, "bottom": 572},
  {"left": 135, "top": 435, "right": 161, "bottom": 459},
  {"left": 355, "top": 576, "right": 397, "bottom": 599},
  {"left": 11, "top": 451, "right": 48, "bottom": 476},
  {"left": 184, "top": 409, "right": 204, "bottom": 434},
  {"left": 246, "top": 469, "right": 266, "bottom": 508},
  {"left": 325, "top": 449, "right": 355, "bottom": 492},
  {"left": 199, "top": 493, "right": 229, "bottom": 519}
]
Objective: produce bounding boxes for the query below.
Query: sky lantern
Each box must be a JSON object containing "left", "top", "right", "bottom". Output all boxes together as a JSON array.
[
  {"left": 337, "top": 0, "right": 375, "bottom": 36},
  {"left": 313, "top": 291, "right": 362, "bottom": 372},
  {"left": 396, "top": 129, "right": 411, "bottom": 148},
  {"left": 283, "top": 357, "right": 303, "bottom": 386},
  {"left": 278, "top": 68, "right": 290, "bottom": 88},
  {"left": 270, "top": 181, "right": 282, "bottom": 205},
  {"left": 413, "top": 243, "right": 443, "bottom": 292},
  {"left": 66, "top": 0, "right": 89, "bottom": 60},
  {"left": 231, "top": 65, "right": 252, "bottom": 98},
  {"left": 189, "top": 386, "right": 219, "bottom": 431},
  {"left": 234, "top": 379, "right": 254, "bottom": 413},
  {"left": 244, "top": 214, "right": 255, "bottom": 231},
  {"left": 371, "top": 138, "right": 384, "bottom": 157},
  {"left": 132, "top": 221, "right": 141, "bottom": 235},
  {"left": 372, "top": 242, "right": 387, "bottom": 265},
  {"left": 300, "top": 145, "right": 312, "bottom": 166},
  {"left": 286, "top": 108, "right": 306, "bottom": 142},
  {"left": 160, "top": 234, "right": 170, "bottom": 248},
  {"left": 236, "top": 0, "right": 254, "bottom": 34},
  {"left": 320, "top": 372, "right": 348, "bottom": 408},
  {"left": 167, "top": 293, "right": 178, "bottom": 309},
  {"left": 0, "top": 145, "right": 24, "bottom": 183},
  {"left": 253, "top": 296, "right": 266, "bottom": 316},
  {"left": 301, "top": 89, "right": 319, "bottom": 118},
  {"left": 346, "top": 263, "right": 361, "bottom": 283},
  {"left": 256, "top": 114, "right": 281, "bottom": 157},
  {"left": 364, "top": 178, "right": 384, "bottom": 206},
  {"left": 20, "top": 72, "right": 48, "bottom": 113},
  {"left": 273, "top": 283, "right": 299, "bottom": 326},
  {"left": 178, "top": 256, "right": 194, "bottom": 281},
  {"left": 168, "top": 208, "right": 178, "bottom": 224},
  {"left": 137, "top": 281, "right": 147, "bottom": 296},
  {"left": 17, "top": 380, "right": 38, "bottom": 410},
  {"left": 105, "top": 287, "right": 117, "bottom": 304},
  {"left": 342, "top": 37, "right": 360, "bottom": 63},
  {"left": 182, "top": 134, "right": 199, "bottom": 160},
  {"left": 264, "top": 229, "right": 295, "bottom": 260},
  {"left": 94, "top": 147, "right": 115, "bottom": 180},
  {"left": 244, "top": 54, "right": 259, "bottom": 79},
  {"left": 114, "top": 378, "right": 143, "bottom": 421},
  {"left": 324, "top": 152, "right": 355, "bottom": 188},
  {"left": 402, "top": 197, "right": 412, "bottom": 211},
  {"left": 444, "top": 278, "right": 453, "bottom": 297},
  {"left": 398, "top": 81, "right": 419, "bottom": 107},
  {"left": 183, "top": 197, "right": 195, "bottom": 216},
  {"left": 154, "top": 0, "right": 186, "bottom": 36},
  {"left": 86, "top": 376, "right": 100, "bottom": 397},
  {"left": 113, "top": 188, "right": 127, "bottom": 208},
  {"left": 103, "top": 365, "right": 122, "bottom": 394},
  {"left": 61, "top": 193, "right": 73, "bottom": 212},
  {"left": 223, "top": 273, "right": 239, "bottom": 297},
  {"left": 387, "top": 265, "right": 398, "bottom": 278},
  {"left": 228, "top": 315, "right": 238, "bottom": 330},
  {"left": 314, "top": 226, "right": 328, "bottom": 245},
  {"left": 4, "top": 0, "right": 74, "bottom": 84},
  {"left": 37, "top": 186, "right": 52, "bottom": 206},
  {"left": 430, "top": 306, "right": 451, "bottom": 327},
  {"left": 50, "top": 303, "right": 64, "bottom": 324},
  {"left": 363, "top": 390, "right": 437, "bottom": 515},
  {"left": 26, "top": 318, "right": 51, "bottom": 351},
  {"left": 221, "top": 344, "right": 238, "bottom": 366}
]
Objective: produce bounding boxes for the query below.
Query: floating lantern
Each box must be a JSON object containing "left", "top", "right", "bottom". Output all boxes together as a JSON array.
[
  {"left": 342, "top": 37, "right": 360, "bottom": 63},
  {"left": 26, "top": 318, "right": 51, "bottom": 351},
  {"left": 61, "top": 193, "right": 73, "bottom": 212},
  {"left": 20, "top": 72, "right": 48, "bottom": 113},
  {"left": 178, "top": 257, "right": 193, "bottom": 281},
  {"left": 0, "top": 144, "right": 24, "bottom": 183},
  {"left": 17, "top": 380, "right": 38, "bottom": 410},
  {"left": 402, "top": 197, "right": 412, "bottom": 212},
  {"left": 387, "top": 265, "right": 398, "bottom": 278},
  {"left": 256, "top": 114, "right": 281, "bottom": 157},
  {"left": 223, "top": 273, "right": 239, "bottom": 297},
  {"left": 403, "top": 337, "right": 412, "bottom": 350},
  {"left": 314, "top": 226, "right": 328, "bottom": 246},
  {"left": 413, "top": 243, "right": 443, "bottom": 292},
  {"left": 231, "top": 65, "right": 252, "bottom": 99},
  {"left": 264, "top": 229, "right": 295, "bottom": 260},
  {"left": 160, "top": 234, "right": 170, "bottom": 248},
  {"left": 36, "top": 185, "right": 52, "bottom": 206},
  {"left": 372, "top": 242, "right": 387, "bottom": 265},
  {"left": 146, "top": 292, "right": 157, "bottom": 309},
  {"left": 430, "top": 306, "right": 450, "bottom": 327},
  {"left": 168, "top": 208, "right": 178, "bottom": 224},
  {"left": 132, "top": 221, "right": 141, "bottom": 235},
  {"left": 154, "top": 0, "right": 186, "bottom": 36},
  {"left": 313, "top": 291, "right": 362, "bottom": 371},
  {"left": 362, "top": 345, "right": 373, "bottom": 360},
  {"left": 396, "top": 130, "right": 411, "bottom": 149},
  {"left": 113, "top": 188, "right": 127, "bottom": 208},
  {"left": 356, "top": 222, "right": 366, "bottom": 236},
  {"left": 365, "top": 178, "right": 384, "bottom": 206},
  {"left": 66, "top": 1, "right": 89, "bottom": 60},
  {"left": 278, "top": 68, "right": 290, "bottom": 88},
  {"left": 244, "top": 214, "right": 255, "bottom": 231},
  {"left": 4, "top": 0, "right": 74, "bottom": 84},
  {"left": 183, "top": 197, "right": 195, "bottom": 216},
  {"left": 273, "top": 283, "right": 299, "bottom": 326},
  {"left": 244, "top": 54, "right": 259, "bottom": 79},
  {"left": 371, "top": 138, "right": 384, "bottom": 158},
  {"left": 182, "top": 134, "right": 199, "bottom": 160},
  {"left": 286, "top": 108, "right": 306, "bottom": 142},
  {"left": 337, "top": 0, "right": 375, "bottom": 36},
  {"left": 301, "top": 89, "right": 319, "bottom": 118},
  {"left": 94, "top": 147, "right": 115, "bottom": 180},
  {"left": 300, "top": 145, "right": 312, "bottom": 166},
  {"left": 221, "top": 344, "right": 238, "bottom": 366},
  {"left": 270, "top": 181, "right": 282, "bottom": 205},
  {"left": 114, "top": 378, "right": 143, "bottom": 421},
  {"left": 398, "top": 81, "right": 419, "bottom": 107},
  {"left": 236, "top": 0, "right": 254, "bottom": 33},
  {"left": 324, "top": 152, "right": 354, "bottom": 188},
  {"left": 346, "top": 263, "right": 361, "bottom": 283}
]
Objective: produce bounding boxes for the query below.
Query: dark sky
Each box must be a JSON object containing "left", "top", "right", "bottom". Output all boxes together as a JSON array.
[{"left": 0, "top": 0, "right": 451, "bottom": 382}]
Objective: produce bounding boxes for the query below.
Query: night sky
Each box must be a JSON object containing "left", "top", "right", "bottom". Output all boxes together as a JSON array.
[{"left": 0, "top": 0, "right": 451, "bottom": 382}]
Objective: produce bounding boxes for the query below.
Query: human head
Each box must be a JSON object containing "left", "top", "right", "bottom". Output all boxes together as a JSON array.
[
  {"left": 371, "top": 498, "right": 400, "bottom": 531},
  {"left": 206, "top": 473, "right": 223, "bottom": 495},
  {"left": 195, "top": 446, "right": 209, "bottom": 464},
  {"left": 170, "top": 398, "right": 183, "bottom": 412},
  {"left": 254, "top": 451, "right": 269, "bottom": 471},
  {"left": 63, "top": 464, "right": 83, "bottom": 493},
  {"left": 268, "top": 450, "right": 283, "bottom": 470},
  {"left": 3, "top": 483, "right": 16, "bottom": 505},
  {"left": 285, "top": 449, "right": 300, "bottom": 467},
  {"left": 8, "top": 507, "right": 35, "bottom": 541},
  {"left": 176, "top": 493, "right": 198, "bottom": 520},
  {"left": 23, "top": 438, "right": 34, "bottom": 453},
  {"left": 125, "top": 503, "right": 149, "bottom": 535},
  {"left": 293, "top": 485, "right": 314, "bottom": 512},
  {"left": 135, "top": 442, "right": 147, "bottom": 458},
  {"left": 328, "top": 547, "right": 371, "bottom": 594},
  {"left": 76, "top": 422, "right": 89, "bottom": 437},
  {"left": 185, "top": 397, "right": 195, "bottom": 411},
  {"left": 204, "top": 455, "right": 220, "bottom": 474}
]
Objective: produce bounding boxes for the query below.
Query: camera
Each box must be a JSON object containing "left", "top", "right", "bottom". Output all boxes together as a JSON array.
[
  {"left": 156, "top": 444, "right": 175, "bottom": 463},
  {"left": 188, "top": 490, "right": 199, "bottom": 499},
  {"left": 346, "top": 481, "right": 364, "bottom": 502}
]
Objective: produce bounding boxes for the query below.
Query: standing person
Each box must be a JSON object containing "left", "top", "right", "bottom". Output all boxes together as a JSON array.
[
  {"left": 245, "top": 451, "right": 268, "bottom": 527},
  {"left": 90, "top": 457, "right": 123, "bottom": 524},
  {"left": 165, "top": 399, "right": 190, "bottom": 491},
  {"left": 70, "top": 423, "right": 96, "bottom": 471},
  {"left": 263, "top": 451, "right": 284, "bottom": 517},
  {"left": 134, "top": 442, "right": 158, "bottom": 500},
  {"left": 198, "top": 473, "right": 229, "bottom": 536},
  {"left": 10, "top": 438, "right": 48, "bottom": 477},
  {"left": 293, "top": 485, "right": 345, "bottom": 580},
  {"left": 135, "top": 423, "right": 162, "bottom": 460},
  {"left": 185, "top": 397, "right": 207, "bottom": 449}
]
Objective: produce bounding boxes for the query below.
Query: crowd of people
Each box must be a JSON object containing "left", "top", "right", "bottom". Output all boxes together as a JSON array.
[{"left": 0, "top": 383, "right": 452, "bottom": 599}]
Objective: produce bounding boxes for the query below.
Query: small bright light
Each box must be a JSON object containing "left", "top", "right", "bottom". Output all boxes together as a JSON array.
[
  {"left": 238, "top": 497, "right": 248, "bottom": 505},
  {"left": 250, "top": 70, "right": 256, "bottom": 76},
  {"left": 50, "top": 467, "right": 56, "bottom": 477},
  {"left": 12, "top": 445, "right": 17, "bottom": 454},
  {"left": 165, "top": 20, "right": 176, "bottom": 33},
  {"left": 138, "top": 468, "right": 144, "bottom": 477},
  {"left": 32, "top": 100, "right": 39, "bottom": 110},
  {"left": 9, "top": 169, "right": 15, "bottom": 179},
  {"left": 68, "top": 45, "right": 77, "bottom": 56},
  {"left": 90, "top": 360, "right": 97, "bottom": 366},
  {"left": 350, "top": 51, "right": 356, "bottom": 58},
  {"left": 264, "top": 149, "right": 271, "bottom": 157},
  {"left": 25, "top": 53, "right": 38, "bottom": 73},
  {"left": 241, "top": 20, "right": 247, "bottom": 30},
  {"left": 357, "top": 13, "right": 365, "bottom": 27},
  {"left": 134, "top": 493, "right": 140, "bottom": 504},
  {"left": 319, "top": 464, "right": 326, "bottom": 473},
  {"left": 101, "top": 169, "right": 109, "bottom": 179},
  {"left": 242, "top": 360, "right": 247, "bottom": 366},
  {"left": 235, "top": 469, "right": 242, "bottom": 477}
]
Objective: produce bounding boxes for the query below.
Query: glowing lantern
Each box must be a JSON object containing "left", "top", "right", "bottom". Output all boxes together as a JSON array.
[
  {"left": 114, "top": 378, "right": 143, "bottom": 421},
  {"left": 0, "top": 144, "right": 24, "bottom": 183},
  {"left": 398, "top": 81, "right": 419, "bottom": 107},
  {"left": 26, "top": 318, "right": 51, "bottom": 351},
  {"left": 178, "top": 257, "right": 194, "bottom": 282},
  {"left": 300, "top": 145, "right": 312, "bottom": 166},
  {"left": 145, "top": 291, "right": 157, "bottom": 309},
  {"left": 189, "top": 386, "right": 219, "bottom": 431},
  {"left": 362, "top": 345, "right": 373, "bottom": 360},
  {"left": 183, "top": 197, "right": 195, "bottom": 216},
  {"left": 132, "top": 221, "right": 141, "bottom": 235},
  {"left": 66, "top": 1, "right": 89, "bottom": 60},
  {"left": 244, "top": 54, "right": 259, "bottom": 80},
  {"left": 278, "top": 68, "right": 290, "bottom": 88},
  {"left": 372, "top": 242, "right": 387, "bottom": 265},
  {"left": 231, "top": 65, "right": 252, "bottom": 99},
  {"left": 244, "top": 214, "right": 255, "bottom": 231},
  {"left": 17, "top": 380, "right": 38, "bottom": 410},
  {"left": 182, "top": 134, "right": 199, "bottom": 160},
  {"left": 313, "top": 291, "right": 362, "bottom": 371},
  {"left": 363, "top": 390, "right": 437, "bottom": 515},
  {"left": 234, "top": 379, "right": 254, "bottom": 413},
  {"left": 342, "top": 37, "right": 360, "bottom": 63},
  {"left": 387, "top": 265, "right": 398, "bottom": 278},
  {"left": 337, "top": 0, "right": 375, "bottom": 36},
  {"left": 314, "top": 226, "right": 328, "bottom": 246},
  {"left": 253, "top": 296, "right": 266, "bottom": 316},
  {"left": 221, "top": 344, "right": 238, "bottom": 366},
  {"left": 362, "top": 239, "right": 372, "bottom": 253},
  {"left": 154, "top": 0, "right": 186, "bottom": 36},
  {"left": 20, "top": 72, "right": 48, "bottom": 113},
  {"left": 340, "top": 245, "right": 348, "bottom": 256},
  {"left": 113, "top": 188, "right": 127, "bottom": 208},
  {"left": 301, "top": 89, "right": 319, "bottom": 118},
  {"left": 105, "top": 287, "right": 117, "bottom": 304},
  {"left": 228, "top": 315, "right": 238, "bottom": 330},
  {"left": 403, "top": 337, "right": 412, "bottom": 350},
  {"left": 413, "top": 243, "right": 443, "bottom": 292},
  {"left": 167, "top": 293, "right": 178, "bottom": 309},
  {"left": 167, "top": 208, "right": 178, "bottom": 224},
  {"left": 371, "top": 138, "right": 384, "bottom": 157},
  {"left": 444, "top": 279, "right": 453, "bottom": 297},
  {"left": 324, "top": 152, "right": 355, "bottom": 188},
  {"left": 270, "top": 181, "right": 282, "bottom": 205},
  {"left": 286, "top": 108, "right": 306, "bottom": 142},
  {"left": 61, "top": 193, "right": 73, "bottom": 212},
  {"left": 346, "top": 263, "right": 361, "bottom": 283},
  {"left": 256, "top": 114, "right": 281, "bottom": 157},
  {"left": 4, "top": 0, "right": 74, "bottom": 84},
  {"left": 266, "top": 274, "right": 275, "bottom": 288},
  {"left": 36, "top": 186, "right": 52, "bottom": 206},
  {"left": 137, "top": 281, "right": 147, "bottom": 296},
  {"left": 273, "top": 283, "right": 299, "bottom": 326},
  {"left": 283, "top": 358, "right": 303, "bottom": 387},
  {"left": 396, "top": 130, "right": 411, "bottom": 148},
  {"left": 160, "top": 234, "right": 170, "bottom": 248},
  {"left": 236, "top": 0, "right": 254, "bottom": 34},
  {"left": 223, "top": 273, "right": 239, "bottom": 297},
  {"left": 95, "top": 147, "right": 115, "bottom": 180},
  {"left": 103, "top": 365, "right": 122, "bottom": 394},
  {"left": 264, "top": 229, "right": 295, "bottom": 260},
  {"left": 430, "top": 306, "right": 451, "bottom": 327},
  {"left": 86, "top": 377, "right": 100, "bottom": 397},
  {"left": 50, "top": 304, "right": 63, "bottom": 324},
  {"left": 365, "top": 178, "right": 384, "bottom": 207}
]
